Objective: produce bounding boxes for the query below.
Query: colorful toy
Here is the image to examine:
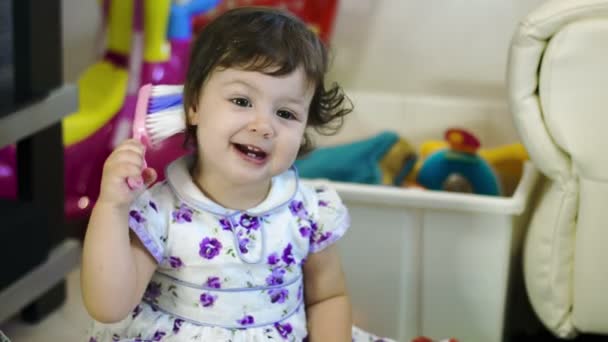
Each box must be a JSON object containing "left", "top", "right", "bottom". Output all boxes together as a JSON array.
[
  {"left": 415, "top": 128, "right": 502, "bottom": 196},
  {"left": 0, "top": 0, "right": 217, "bottom": 219},
  {"left": 411, "top": 135, "right": 529, "bottom": 196},
  {"left": 192, "top": 0, "right": 340, "bottom": 43},
  {"left": 59, "top": 0, "right": 206, "bottom": 219},
  {"left": 142, "top": 0, "right": 220, "bottom": 85},
  {"left": 0, "top": 146, "right": 16, "bottom": 199},
  {"left": 294, "top": 131, "right": 417, "bottom": 186}
]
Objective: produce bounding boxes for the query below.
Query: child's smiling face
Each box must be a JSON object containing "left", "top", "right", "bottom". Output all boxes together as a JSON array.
[{"left": 188, "top": 65, "right": 314, "bottom": 187}]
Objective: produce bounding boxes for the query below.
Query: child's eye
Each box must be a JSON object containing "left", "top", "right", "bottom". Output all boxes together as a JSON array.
[
  {"left": 230, "top": 98, "right": 252, "bottom": 107},
  {"left": 277, "top": 110, "right": 296, "bottom": 120}
]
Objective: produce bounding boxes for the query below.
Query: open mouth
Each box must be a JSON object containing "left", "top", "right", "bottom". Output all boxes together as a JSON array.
[{"left": 233, "top": 143, "right": 268, "bottom": 162}]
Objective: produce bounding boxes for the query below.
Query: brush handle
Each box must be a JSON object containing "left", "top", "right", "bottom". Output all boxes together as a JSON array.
[{"left": 127, "top": 84, "right": 153, "bottom": 190}]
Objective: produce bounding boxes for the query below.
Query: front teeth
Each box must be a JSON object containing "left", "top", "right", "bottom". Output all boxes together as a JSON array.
[
  {"left": 245, "top": 145, "right": 263, "bottom": 153},
  {"left": 236, "top": 144, "right": 265, "bottom": 159}
]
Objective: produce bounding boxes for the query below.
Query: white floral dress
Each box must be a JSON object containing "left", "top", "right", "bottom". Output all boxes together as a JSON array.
[{"left": 86, "top": 156, "right": 394, "bottom": 342}]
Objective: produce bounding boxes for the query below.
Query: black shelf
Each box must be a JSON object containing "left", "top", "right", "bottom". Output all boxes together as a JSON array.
[
  {"left": 0, "top": 84, "right": 80, "bottom": 324},
  {"left": 0, "top": 84, "right": 77, "bottom": 148}
]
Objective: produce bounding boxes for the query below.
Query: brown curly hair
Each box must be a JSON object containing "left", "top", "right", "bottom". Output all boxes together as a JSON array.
[{"left": 182, "top": 6, "right": 352, "bottom": 157}]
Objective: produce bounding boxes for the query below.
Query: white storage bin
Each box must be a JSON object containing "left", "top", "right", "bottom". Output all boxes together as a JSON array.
[{"left": 304, "top": 91, "right": 540, "bottom": 342}]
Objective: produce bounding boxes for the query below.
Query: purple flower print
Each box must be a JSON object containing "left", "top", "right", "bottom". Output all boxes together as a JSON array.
[
  {"left": 173, "top": 318, "right": 184, "bottom": 333},
  {"left": 172, "top": 203, "right": 193, "bottom": 223},
  {"left": 128, "top": 210, "right": 146, "bottom": 231},
  {"left": 316, "top": 232, "right": 332, "bottom": 244},
  {"left": 266, "top": 267, "right": 286, "bottom": 286},
  {"left": 239, "top": 214, "right": 260, "bottom": 232},
  {"left": 299, "top": 226, "right": 311, "bottom": 238},
  {"left": 200, "top": 292, "right": 217, "bottom": 307},
  {"left": 149, "top": 200, "right": 158, "bottom": 212},
  {"left": 297, "top": 284, "right": 303, "bottom": 300},
  {"left": 237, "top": 315, "right": 255, "bottom": 326},
  {"left": 219, "top": 217, "right": 233, "bottom": 231},
  {"left": 318, "top": 200, "right": 329, "bottom": 207},
  {"left": 269, "top": 288, "right": 289, "bottom": 304},
  {"left": 267, "top": 253, "right": 280, "bottom": 265},
  {"left": 289, "top": 200, "right": 308, "bottom": 219},
  {"left": 238, "top": 236, "right": 250, "bottom": 254},
  {"left": 274, "top": 322, "right": 293, "bottom": 339},
  {"left": 206, "top": 276, "right": 221, "bottom": 289},
  {"left": 132, "top": 305, "right": 142, "bottom": 319},
  {"left": 112, "top": 334, "right": 120, "bottom": 341},
  {"left": 152, "top": 330, "right": 166, "bottom": 341},
  {"left": 282, "top": 244, "right": 295, "bottom": 265},
  {"left": 199, "top": 237, "right": 222, "bottom": 259},
  {"left": 310, "top": 221, "right": 319, "bottom": 232},
  {"left": 169, "top": 256, "right": 183, "bottom": 268},
  {"left": 143, "top": 282, "right": 162, "bottom": 302}
]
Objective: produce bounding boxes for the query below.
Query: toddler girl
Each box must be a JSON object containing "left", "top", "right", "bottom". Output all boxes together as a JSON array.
[{"left": 82, "top": 6, "right": 394, "bottom": 342}]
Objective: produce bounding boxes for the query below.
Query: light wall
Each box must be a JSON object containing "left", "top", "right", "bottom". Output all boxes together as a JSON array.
[
  {"left": 61, "top": 0, "right": 101, "bottom": 83},
  {"left": 62, "top": 0, "right": 546, "bottom": 96},
  {"left": 327, "top": 0, "right": 546, "bottom": 99}
]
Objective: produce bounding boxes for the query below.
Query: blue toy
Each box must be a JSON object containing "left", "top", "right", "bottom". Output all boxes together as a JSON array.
[
  {"left": 295, "top": 131, "right": 417, "bottom": 186},
  {"left": 168, "top": 0, "right": 220, "bottom": 40},
  {"left": 416, "top": 129, "right": 501, "bottom": 196}
]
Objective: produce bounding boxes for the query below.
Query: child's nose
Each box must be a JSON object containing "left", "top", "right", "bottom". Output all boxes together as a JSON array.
[{"left": 248, "top": 111, "right": 274, "bottom": 138}]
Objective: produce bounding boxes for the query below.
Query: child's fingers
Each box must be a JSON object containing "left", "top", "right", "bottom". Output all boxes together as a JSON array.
[
  {"left": 104, "top": 139, "right": 149, "bottom": 190},
  {"left": 127, "top": 175, "right": 145, "bottom": 190},
  {"left": 114, "top": 140, "right": 146, "bottom": 156},
  {"left": 110, "top": 149, "right": 146, "bottom": 167},
  {"left": 113, "top": 162, "right": 143, "bottom": 179},
  {"left": 142, "top": 167, "right": 158, "bottom": 187}
]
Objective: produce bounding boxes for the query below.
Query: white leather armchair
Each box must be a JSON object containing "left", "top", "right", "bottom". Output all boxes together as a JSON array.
[{"left": 507, "top": 0, "right": 608, "bottom": 338}]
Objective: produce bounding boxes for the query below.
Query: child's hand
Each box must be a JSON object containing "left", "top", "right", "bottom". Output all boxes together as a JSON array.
[{"left": 98, "top": 139, "right": 157, "bottom": 208}]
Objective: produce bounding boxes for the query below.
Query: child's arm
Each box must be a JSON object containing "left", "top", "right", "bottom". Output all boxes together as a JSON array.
[
  {"left": 303, "top": 244, "right": 352, "bottom": 341},
  {"left": 81, "top": 139, "right": 158, "bottom": 323}
]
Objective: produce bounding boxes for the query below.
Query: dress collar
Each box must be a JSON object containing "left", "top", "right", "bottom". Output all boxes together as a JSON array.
[{"left": 165, "top": 155, "right": 299, "bottom": 217}]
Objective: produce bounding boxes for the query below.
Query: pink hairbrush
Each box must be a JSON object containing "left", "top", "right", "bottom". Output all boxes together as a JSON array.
[{"left": 127, "top": 83, "right": 186, "bottom": 189}]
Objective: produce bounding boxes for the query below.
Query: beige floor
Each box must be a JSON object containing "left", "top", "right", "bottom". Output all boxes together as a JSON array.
[{"left": 0, "top": 267, "right": 90, "bottom": 342}]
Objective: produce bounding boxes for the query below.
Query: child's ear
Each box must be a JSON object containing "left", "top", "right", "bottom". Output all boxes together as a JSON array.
[{"left": 187, "top": 105, "right": 199, "bottom": 125}]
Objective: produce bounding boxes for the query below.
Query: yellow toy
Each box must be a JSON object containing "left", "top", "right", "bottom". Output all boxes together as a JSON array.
[{"left": 62, "top": 0, "right": 174, "bottom": 146}]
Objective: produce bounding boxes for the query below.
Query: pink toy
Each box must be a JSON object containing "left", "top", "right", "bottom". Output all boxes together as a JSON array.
[{"left": 0, "top": 1, "right": 205, "bottom": 220}]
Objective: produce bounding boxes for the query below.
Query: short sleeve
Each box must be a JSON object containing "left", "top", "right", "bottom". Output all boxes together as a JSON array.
[
  {"left": 128, "top": 183, "right": 169, "bottom": 264},
  {"left": 306, "top": 183, "right": 351, "bottom": 254}
]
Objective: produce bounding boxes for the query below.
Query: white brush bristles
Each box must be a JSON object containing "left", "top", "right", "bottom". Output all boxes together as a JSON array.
[
  {"left": 145, "top": 107, "right": 187, "bottom": 144},
  {"left": 150, "top": 84, "right": 184, "bottom": 97}
]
